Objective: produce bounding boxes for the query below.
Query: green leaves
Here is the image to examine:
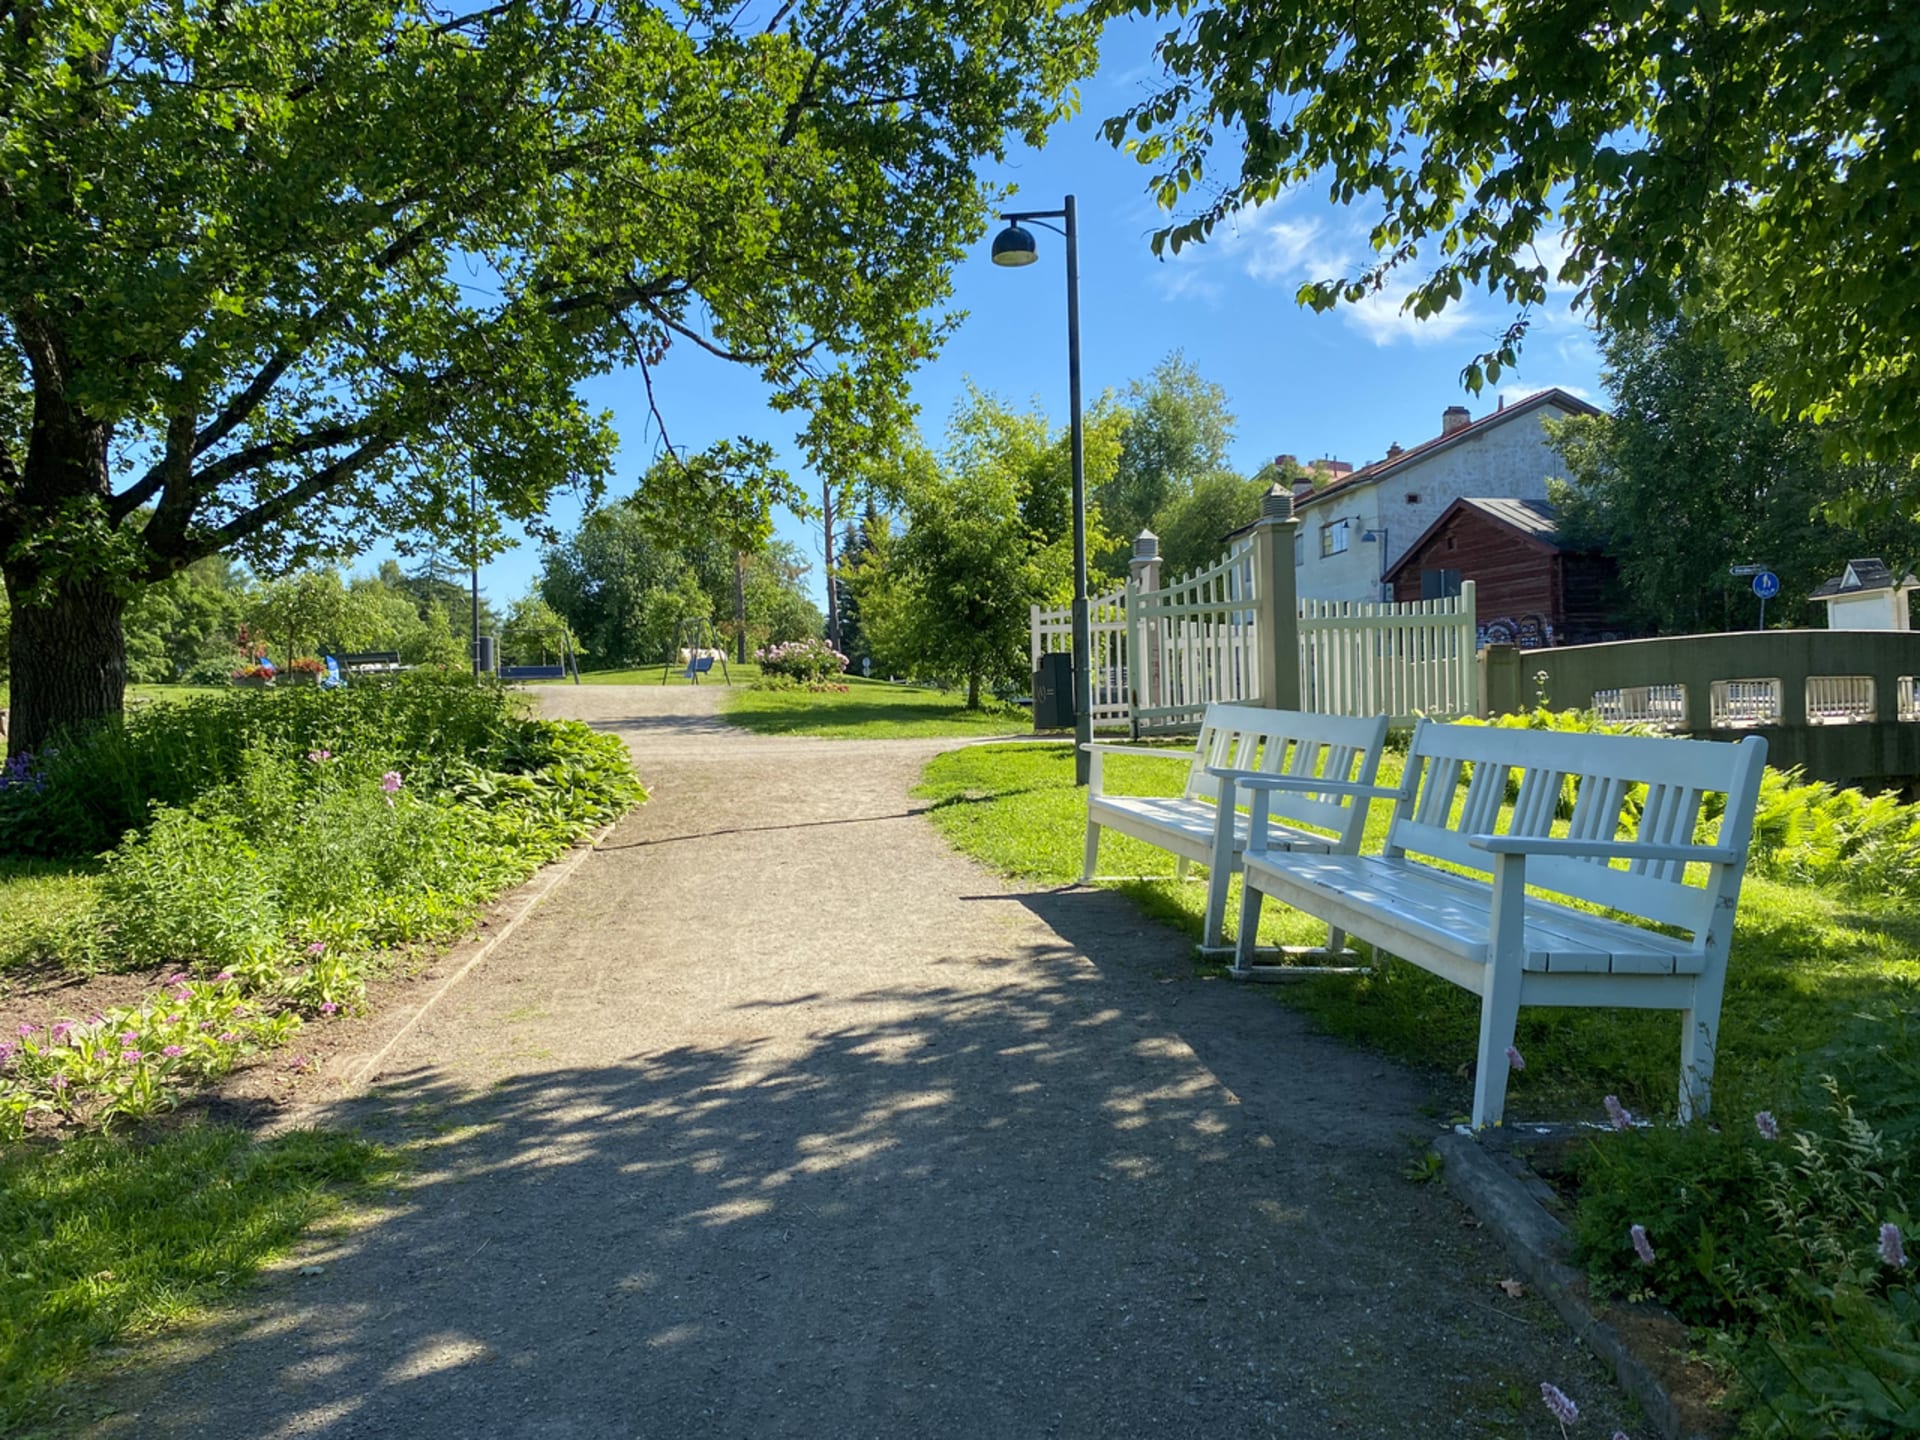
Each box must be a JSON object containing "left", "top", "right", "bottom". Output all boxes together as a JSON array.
[
  {"left": 1104, "top": 0, "right": 1920, "bottom": 469},
  {"left": 2, "top": 0, "right": 1101, "bottom": 735}
]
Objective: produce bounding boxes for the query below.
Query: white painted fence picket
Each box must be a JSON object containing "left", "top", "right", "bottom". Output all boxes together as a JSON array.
[
  {"left": 1296, "top": 583, "right": 1479, "bottom": 725},
  {"left": 1030, "top": 586, "right": 1131, "bottom": 727}
]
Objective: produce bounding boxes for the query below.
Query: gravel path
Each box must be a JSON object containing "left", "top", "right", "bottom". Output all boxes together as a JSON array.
[{"left": 87, "top": 685, "right": 1636, "bottom": 1439}]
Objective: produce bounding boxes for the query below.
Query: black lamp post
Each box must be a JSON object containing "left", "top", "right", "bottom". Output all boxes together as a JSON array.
[{"left": 992, "top": 196, "right": 1092, "bottom": 785}]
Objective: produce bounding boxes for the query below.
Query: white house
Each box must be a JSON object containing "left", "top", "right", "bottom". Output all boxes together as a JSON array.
[
  {"left": 1809, "top": 558, "right": 1918, "bottom": 630},
  {"left": 1288, "top": 389, "right": 1600, "bottom": 604}
]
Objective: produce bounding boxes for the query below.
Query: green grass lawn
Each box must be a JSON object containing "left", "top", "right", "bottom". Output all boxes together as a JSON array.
[
  {"left": 916, "top": 742, "right": 1920, "bottom": 1122},
  {"left": 723, "top": 676, "right": 1036, "bottom": 739},
  {"left": 0, "top": 1124, "right": 393, "bottom": 1432},
  {"left": 0, "top": 859, "right": 100, "bottom": 982}
]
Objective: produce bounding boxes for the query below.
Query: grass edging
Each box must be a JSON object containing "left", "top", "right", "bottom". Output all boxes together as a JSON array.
[{"left": 1436, "top": 1132, "right": 1716, "bottom": 1440}]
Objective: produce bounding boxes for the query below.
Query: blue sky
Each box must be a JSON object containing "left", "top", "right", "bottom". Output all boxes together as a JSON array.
[{"left": 462, "top": 16, "right": 1605, "bottom": 612}]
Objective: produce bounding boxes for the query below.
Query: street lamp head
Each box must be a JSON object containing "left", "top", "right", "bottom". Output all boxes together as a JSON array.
[{"left": 991, "top": 222, "right": 1039, "bottom": 267}]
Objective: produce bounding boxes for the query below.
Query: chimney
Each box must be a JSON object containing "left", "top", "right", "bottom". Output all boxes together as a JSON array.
[
  {"left": 1316, "top": 458, "right": 1353, "bottom": 478},
  {"left": 1291, "top": 477, "right": 1313, "bottom": 501},
  {"left": 1274, "top": 453, "right": 1299, "bottom": 472},
  {"left": 1386, "top": 442, "right": 1404, "bottom": 460},
  {"left": 1442, "top": 405, "right": 1472, "bottom": 435}
]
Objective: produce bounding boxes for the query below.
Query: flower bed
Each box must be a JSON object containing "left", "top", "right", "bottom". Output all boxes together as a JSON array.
[{"left": 754, "top": 636, "right": 847, "bottom": 684}]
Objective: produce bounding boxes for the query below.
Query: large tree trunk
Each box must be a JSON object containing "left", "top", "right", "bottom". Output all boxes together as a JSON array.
[
  {"left": 5, "top": 572, "right": 128, "bottom": 757},
  {"left": 6, "top": 350, "right": 126, "bottom": 759}
]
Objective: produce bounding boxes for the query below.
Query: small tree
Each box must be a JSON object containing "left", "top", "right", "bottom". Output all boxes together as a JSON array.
[
  {"left": 245, "top": 570, "right": 385, "bottom": 666},
  {"left": 501, "top": 596, "right": 576, "bottom": 667}
]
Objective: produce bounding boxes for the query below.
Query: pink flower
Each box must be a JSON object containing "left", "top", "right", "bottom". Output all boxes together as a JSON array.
[
  {"left": 1603, "top": 1094, "right": 1632, "bottom": 1131},
  {"left": 17, "top": 1023, "right": 38, "bottom": 1037},
  {"left": 319, "top": 1001, "right": 339, "bottom": 1016},
  {"left": 50, "top": 1074, "right": 68, "bottom": 1090},
  {"left": 1541, "top": 1383, "right": 1578, "bottom": 1425},
  {"left": 121, "top": 1049, "right": 143, "bottom": 1062},
  {"left": 165, "top": 972, "right": 188, "bottom": 984},
  {"left": 1882, "top": 1223, "right": 1908, "bottom": 1268},
  {"left": 213, "top": 971, "right": 234, "bottom": 983},
  {"left": 381, "top": 771, "right": 403, "bottom": 794},
  {"left": 1505, "top": 1045, "right": 1525, "bottom": 1072},
  {"left": 51, "top": 1021, "right": 74, "bottom": 1043},
  {"left": 218, "top": 1031, "right": 239, "bottom": 1043},
  {"left": 1630, "top": 1224, "right": 1656, "bottom": 1265},
  {"left": 119, "top": 1031, "right": 139, "bottom": 1045},
  {"left": 171, "top": 985, "right": 193, "bottom": 1001},
  {"left": 306, "top": 941, "right": 327, "bottom": 956},
  {"left": 306, "top": 748, "right": 333, "bottom": 763},
  {"left": 161, "top": 1045, "right": 185, "bottom": 1058},
  {"left": 1755, "top": 1110, "right": 1779, "bottom": 1140}
]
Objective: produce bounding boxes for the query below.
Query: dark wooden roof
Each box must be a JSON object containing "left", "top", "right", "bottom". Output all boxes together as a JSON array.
[{"left": 1381, "top": 496, "right": 1573, "bottom": 583}]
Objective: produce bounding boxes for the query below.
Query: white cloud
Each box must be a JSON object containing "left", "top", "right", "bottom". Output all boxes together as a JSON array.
[{"left": 1343, "top": 282, "right": 1484, "bottom": 348}]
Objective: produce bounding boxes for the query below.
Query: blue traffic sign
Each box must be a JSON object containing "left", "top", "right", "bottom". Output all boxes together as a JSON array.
[{"left": 1752, "top": 571, "right": 1780, "bottom": 600}]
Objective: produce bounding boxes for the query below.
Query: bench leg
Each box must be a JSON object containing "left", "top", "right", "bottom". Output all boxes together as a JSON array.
[
  {"left": 1471, "top": 855, "right": 1527, "bottom": 1130},
  {"left": 1175, "top": 855, "right": 1191, "bottom": 882},
  {"left": 1326, "top": 924, "right": 1347, "bottom": 953},
  {"left": 1232, "top": 878, "right": 1264, "bottom": 975},
  {"left": 1470, "top": 966, "right": 1524, "bottom": 1130},
  {"left": 1678, "top": 969, "right": 1726, "bottom": 1124},
  {"left": 1202, "top": 861, "right": 1233, "bottom": 951},
  {"left": 1081, "top": 822, "right": 1100, "bottom": 885}
]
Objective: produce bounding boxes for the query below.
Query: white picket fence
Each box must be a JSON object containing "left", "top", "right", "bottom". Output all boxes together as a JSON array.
[
  {"left": 1030, "top": 560, "right": 1478, "bottom": 731},
  {"left": 1128, "top": 542, "right": 1259, "bottom": 730},
  {"left": 1297, "top": 583, "right": 1479, "bottom": 724},
  {"left": 1029, "top": 585, "right": 1131, "bottom": 726}
]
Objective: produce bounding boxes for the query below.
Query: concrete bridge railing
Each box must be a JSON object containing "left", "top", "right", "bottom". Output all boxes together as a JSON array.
[{"left": 1479, "top": 630, "right": 1920, "bottom": 787}]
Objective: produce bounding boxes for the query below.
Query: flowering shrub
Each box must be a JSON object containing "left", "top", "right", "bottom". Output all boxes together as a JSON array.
[
  {"left": 230, "top": 664, "right": 276, "bottom": 683},
  {"left": 1575, "top": 1012, "right": 1918, "bottom": 1435},
  {"left": 0, "top": 975, "right": 301, "bottom": 1135},
  {"left": 755, "top": 637, "right": 847, "bottom": 683}
]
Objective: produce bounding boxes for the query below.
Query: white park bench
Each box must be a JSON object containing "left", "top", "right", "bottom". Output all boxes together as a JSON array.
[
  {"left": 1229, "top": 720, "right": 1768, "bottom": 1130},
  {"left": 1083, "top": 704, "right": 1392, "bottom": 952}
]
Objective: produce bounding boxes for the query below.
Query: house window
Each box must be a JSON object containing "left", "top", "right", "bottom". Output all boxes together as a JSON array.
[
  {"left": 1320, "top": 519, "right": 1350, "bottom": 557},
  {"left": 1445, "top": 535, "right": 1457, "bottom": 551},
  {"left": 1294, "top": 532, "right": 1304, "bottom": 567},
  {"left": 1405, "top": 492, "right": 1421, "bottom": 504},
  {"left": 1420, "top": 568, "right": 1463, "bottom": 600}
]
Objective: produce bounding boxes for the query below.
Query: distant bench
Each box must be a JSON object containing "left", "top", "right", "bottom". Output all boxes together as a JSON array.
[
  {"left": 501, "top": 664, "right": 567, "bottom": 680},
  {"left": 336, "top": 651, "right": 402, "bottom": 673}
]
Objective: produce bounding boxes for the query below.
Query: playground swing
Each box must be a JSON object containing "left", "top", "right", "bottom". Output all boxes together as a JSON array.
[{"left": 662, "top": 617, "right": 732, "bottom": 685}]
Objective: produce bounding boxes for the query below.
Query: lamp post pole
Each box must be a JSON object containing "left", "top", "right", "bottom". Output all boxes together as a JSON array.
[
  {"left": 993, "top": 195, "right": 1092, "bottom": 784},
  {"left": 470, "top": 472, "right": 482, "bottom": 677}
]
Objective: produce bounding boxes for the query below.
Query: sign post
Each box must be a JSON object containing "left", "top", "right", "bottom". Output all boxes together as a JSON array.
[{"left": 1751, "top": 570, "right": 1780, "bottom": 629}]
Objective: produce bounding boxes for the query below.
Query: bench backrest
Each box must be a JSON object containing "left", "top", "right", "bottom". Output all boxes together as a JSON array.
[
  {"left": 1187, "top": 704, "right": 1391, "bottom": 841},
  {"left": 1388, "top": 720, "right": 1769, "bottom": 939}
]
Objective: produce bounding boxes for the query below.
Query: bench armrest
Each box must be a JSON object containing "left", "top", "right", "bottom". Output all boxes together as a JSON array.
[
  {"left": 1082, "top": 743, "right": 1193, "bottom": 760},
  {"left": 1206, "top": 767, "right": 1402, "bottom": 801},
  {"left": 1466, "top": 834, "right": 1742, "bottom": 865}
]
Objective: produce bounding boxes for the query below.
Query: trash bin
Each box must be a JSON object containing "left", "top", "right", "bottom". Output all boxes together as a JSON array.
[{"left": 1032, "top": 652, "right": 1075, "bottom": 730}]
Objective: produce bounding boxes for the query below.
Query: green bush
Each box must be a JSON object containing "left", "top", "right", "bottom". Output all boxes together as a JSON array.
[
  {"left": 0, "top": 671, "right": 534, "bottom": 856},
  {"left": 0, "top": 677, "right": 643, "bottom": 1134}
]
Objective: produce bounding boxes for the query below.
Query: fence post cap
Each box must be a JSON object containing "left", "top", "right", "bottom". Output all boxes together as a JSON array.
[
  {"left": 1132, "top": 530, "right": 1159, "bottom": 559},
  {"left": 1258, "top": 483, "right": 1294, "bottom": 522}
]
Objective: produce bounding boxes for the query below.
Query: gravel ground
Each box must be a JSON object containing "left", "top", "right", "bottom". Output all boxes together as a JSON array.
[{"left": 81, "top": 685, "right": 1638, "bottom": 1439}]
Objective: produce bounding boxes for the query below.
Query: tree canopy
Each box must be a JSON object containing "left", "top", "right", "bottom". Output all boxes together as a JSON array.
[
  {"left": 0, "top": 0, "right": 1097, "bottom": 753},
  {"left": 1102, "top": 1, "right": 1920, "bottom": 465},
  {"left": 1549, "top": 307, "right": 1920, "bottom": 634}
]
